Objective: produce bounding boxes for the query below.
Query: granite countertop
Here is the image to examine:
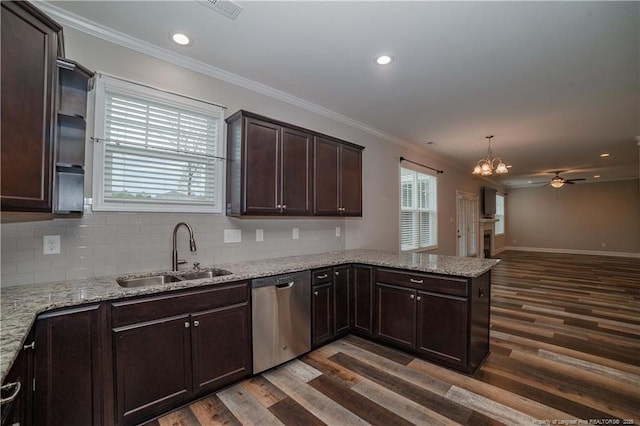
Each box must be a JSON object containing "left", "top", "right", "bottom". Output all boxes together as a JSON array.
[{"left": 0, "top": 249, "right": 498, "bottom": 382}]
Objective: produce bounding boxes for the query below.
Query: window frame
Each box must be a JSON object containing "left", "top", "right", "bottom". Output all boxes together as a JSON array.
[
  {"left": 91, "top": 74, "right": 225, "bottom": 213},
  {"left": 495, "top": 193, "right": 505, "bottom": 235},
  {"left": 399, "top": 164, "right": 438, "bottom": 252}
]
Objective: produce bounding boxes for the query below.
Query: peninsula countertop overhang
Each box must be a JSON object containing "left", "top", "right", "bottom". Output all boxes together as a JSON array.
[{"left": 1, "top": 249, "right": 499, "bottom": 381}]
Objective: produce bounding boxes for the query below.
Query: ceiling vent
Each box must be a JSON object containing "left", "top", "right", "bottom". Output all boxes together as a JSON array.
[{"left": 197, "top": 0, "right": 244, "bottom": 20}]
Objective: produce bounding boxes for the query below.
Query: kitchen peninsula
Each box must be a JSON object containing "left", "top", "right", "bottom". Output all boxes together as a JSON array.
[{"left": 1, "top": 249, "right": 498, "bottom": 425}]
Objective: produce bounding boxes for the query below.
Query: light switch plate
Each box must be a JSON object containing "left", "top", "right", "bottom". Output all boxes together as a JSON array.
[
  {"left": 256, "top": 229, "right": 264, "bottom": 242},
  {"left": 224, "top": 229, "right": 242, "bottom": 243},
  {"left": 292, "top": 228, "right": 299, "bottom": 240},
  {"left": 335, "top": 227, "right": 341, "bottom": 237}
]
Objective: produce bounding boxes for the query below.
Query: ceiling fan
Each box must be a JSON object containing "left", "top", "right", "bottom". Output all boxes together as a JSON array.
[{"left": 548, "top": 171, "right": 586, "bottom": 188}]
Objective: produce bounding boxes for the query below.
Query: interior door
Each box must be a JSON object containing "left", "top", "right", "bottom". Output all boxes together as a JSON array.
[{"left": 457, "top": 191, "right": 479, "bottom": 257}]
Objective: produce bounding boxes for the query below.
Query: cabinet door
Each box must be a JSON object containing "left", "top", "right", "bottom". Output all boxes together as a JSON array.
[
  {"left": 33, "top": 304, "right": 106, "bottom": 426},
  {"left": 375, "top": 283, "right": 416, "bottom": 348},
  {"left": 340, "top": 145, "right": 362, "bottom": 216},
  {"left": 280, "top": 127, "right": 312, "bottom": 215},
  {"left": 1, "top": 332, "right": 34, "bottom": 426},
  {"left": 333, "top": 266, "right": 351, "bottom": 335},
  {"left": 113, "top": 315, "right": 192, "bottom": 426},
  {"left": 244, "top": 118, "right": 280, "bottom": 214},
  {"left": 191, "top": 303, "right": 251, "bottom": 395},
  {"left": 352, "top": 265, "right": 373, "bottom": 335},
  {"left": 313, "top": 137, "right": 340, "bottom": 215},
  {"left": 416, "top": 291, "right": 468, "bottom": 366},
  {"left": 1, "top": 2, "right": 60, "bottom": 211},
  {"left": 312, "top": 283, "right": 334, "bottom": 347}
]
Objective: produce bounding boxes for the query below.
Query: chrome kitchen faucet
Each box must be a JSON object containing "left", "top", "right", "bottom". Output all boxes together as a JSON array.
[{"left": 172, "top": 222, "right": 197, "bottom": 271}]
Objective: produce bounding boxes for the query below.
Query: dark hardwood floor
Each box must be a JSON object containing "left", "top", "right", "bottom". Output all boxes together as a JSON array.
[{"left": 146, "top": 251, "right": 640, "bottom": 426}]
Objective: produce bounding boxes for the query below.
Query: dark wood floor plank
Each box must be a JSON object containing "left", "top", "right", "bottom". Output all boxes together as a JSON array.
[
  {"left": 268, "top": 396, "right": 326, "bottom": 426},
  {"left": 308, "top": 374, "right": 414, "bottom": 426},
  {"left": 189, "top": 394, "right": 242, "bottom": 426},
  {"left": 329, "top": 351, "right": 497, "bottom": 425}
]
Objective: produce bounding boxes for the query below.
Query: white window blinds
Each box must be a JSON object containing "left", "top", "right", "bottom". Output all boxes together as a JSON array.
[
  {"left": 400, "top": 167, "right": 437, "bottom": 251},
  {"left": 93, "top": 75, "right": 224, "bottom": 212}
]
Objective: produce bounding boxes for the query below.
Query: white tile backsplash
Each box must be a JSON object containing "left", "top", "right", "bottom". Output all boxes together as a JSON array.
[{"left": 1, "top": 212, "right": 347, "bottom": 287}]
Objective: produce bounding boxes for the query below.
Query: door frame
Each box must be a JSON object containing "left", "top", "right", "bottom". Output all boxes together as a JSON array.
[{"left": 456, "top": 191, "right": 479, "bottom": 257}]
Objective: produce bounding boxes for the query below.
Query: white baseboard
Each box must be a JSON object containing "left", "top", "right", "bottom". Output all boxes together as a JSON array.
[{"left": 503, "top": 246, "right": 640, "bottom": 259}]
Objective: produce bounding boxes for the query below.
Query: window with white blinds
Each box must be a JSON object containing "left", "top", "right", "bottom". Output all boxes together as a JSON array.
[
  {"left": 400, "top": 166, "right": 437, "bottom": 251},
  {"left": 92, "top": 75, "right": 224, "bottom": 212},
  {"left": 495, "top": 193, "right": 505, "bottom": 235}
]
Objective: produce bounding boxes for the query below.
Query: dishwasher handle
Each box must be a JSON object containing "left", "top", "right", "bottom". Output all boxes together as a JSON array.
[{"left": 276, "top": 282, "right": 294, "bottom": 289}]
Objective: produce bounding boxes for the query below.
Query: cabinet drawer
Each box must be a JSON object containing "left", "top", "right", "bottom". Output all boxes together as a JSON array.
[
  {"left": 112, "top": 282, "right": 248, "bottom": 328},
  {"left": 376, "top": 269, "right": 468, "bottom": 297},
  {"left": 312, "top": 268, "right": 333, "bottom": 285}
]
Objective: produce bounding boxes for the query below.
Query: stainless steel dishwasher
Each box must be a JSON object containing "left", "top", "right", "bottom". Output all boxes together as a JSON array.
[{"left": 251, "top": 271, "right": 311, "bottom": 374}]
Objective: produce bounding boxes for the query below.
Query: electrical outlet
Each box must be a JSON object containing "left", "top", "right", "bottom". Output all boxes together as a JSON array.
[
  {"left": 43, "top": 235, "right": 61, "bottom": 255},
  {"left": 335, "top": 227, "right": 341, "bottom": 237},
  {"left": 223, "top": 229, "right": 242, "bottom": 243},
  {"left": 601, "top": 242, "right": 607, "bottom": 248},
  {"left": 292, "top": 228, "right": 299, "bottom": 240},
  {"left": 256, "top": 229, "right": 264, "bottom": 242}
]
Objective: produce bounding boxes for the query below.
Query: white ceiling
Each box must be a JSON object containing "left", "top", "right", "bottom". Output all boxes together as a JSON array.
[{"left": 45, "top": 0, "right": 640, "bottom": 187}]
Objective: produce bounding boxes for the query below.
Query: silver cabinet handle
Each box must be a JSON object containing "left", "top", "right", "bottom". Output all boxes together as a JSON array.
[
  {"left": 23, "top": 341, "right": 35, "bottom": 350},
  {"left": 410, "top": 279, "right": 424, "bottom": 284},
  {"left": 0, "top": 382, "right": 21, "bottom": 404},
  {"left": 193, "top": 320, "right": 199, "bottom": 327},
  {"left": 317, "top": 274, "right": 328, "bottom": 279},
  {"left": 410, "top": 294, "right": 415, "bottom": 299},
  {"left": 185, "top": 322, "right": 190, "bottom": 328}
]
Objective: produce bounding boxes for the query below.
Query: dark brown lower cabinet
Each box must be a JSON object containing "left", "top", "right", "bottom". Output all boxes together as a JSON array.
[
  {"left": 351, "top": 265, "right": 373, "bottom": 335},
  {"left": 416, "top": 292, "right": 468, "bottom": 365},
  {"left": 374, "top": 268, "right": 490, "bottom": 374},
  {"left": 113, "top": 315, "right": 192, "bottom": 425},
  {"left": 375, "top": 283, "right": 416, "bottom": 348},
  {"left": 312, "top": 282, "right": 333, "bottom": 347},
  {"left": 1, "top": 330, "right": 34, "bottom": 426},
  {"left": 111, "top": 282, "right": 251, "bottom": 426},
  {"left": 333, "top": 265, "right": 351, "bottom": 335},
  {"left": 33, "top": 304, "right": 108, "bottom": 426}
]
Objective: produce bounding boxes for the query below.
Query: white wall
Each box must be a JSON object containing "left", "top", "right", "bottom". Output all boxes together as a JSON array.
[
  {"left": 506, "top": 179, "right": 639, "bottom": 255},
  {"left": 0, "top": 27, "right": 503, "bottom": 287}
]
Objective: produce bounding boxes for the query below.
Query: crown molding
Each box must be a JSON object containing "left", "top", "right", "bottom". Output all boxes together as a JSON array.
[{"left": 36, "top": 1, "right": 410, "bottom": 148}]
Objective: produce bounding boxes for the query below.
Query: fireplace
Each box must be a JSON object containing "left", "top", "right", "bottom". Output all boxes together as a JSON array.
[
  {"left": 479, "top": 218, "right": 498, "bottom": 258},
  {"left": 483, "top": 230, "right": 492, "bottom": 258}
]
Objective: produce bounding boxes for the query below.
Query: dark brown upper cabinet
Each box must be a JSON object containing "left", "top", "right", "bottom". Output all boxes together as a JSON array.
[
  {"left": 1, "top": 1, "right": 62, "bottom": 212},
  {"left": 314, "top": 136, "right": 362, "bottom": 216},
  {"left": 226, "top": 110, "right": 363, "bottom": 217},
  {"left": 1, "top": 1, "right": 93, "bottom": 219}
]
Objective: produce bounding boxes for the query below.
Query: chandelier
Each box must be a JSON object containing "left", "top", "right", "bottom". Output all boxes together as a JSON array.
[{"left": 472, "top": 135, "right": 509, "bottom": 176}]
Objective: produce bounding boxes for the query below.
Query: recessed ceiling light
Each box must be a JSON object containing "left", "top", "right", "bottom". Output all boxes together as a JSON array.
[
  {"left": 171, "top": 33, "right": 191, "bottom": 46},
  {"left": 594, "top": 175, "right": 601, "bottom": 178},
  {"left": 375, "top": 55, "right": 394, "bottom": 65},
  {"left": 527, "top": 180, "right": 533, "bottom": 184},
  {"left": 600, "top": 152, "right": 610, "bottom": 158}
]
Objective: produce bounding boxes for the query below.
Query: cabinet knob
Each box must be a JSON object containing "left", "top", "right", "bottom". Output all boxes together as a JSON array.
[
  {"left": 417, "top": 296, "right": 422, "bottom": 301},
  {"left": 185, "top": 322, "right": 190, "bottom": 328},
  {"left": 314, "top": 291, "right": 319, "bottom": 296},
  {"left": 193, "top": 320, "right": 200, "bottom": 327},
  {"left": 479, "top": 286, "right": 485, "bottom": 297},
  {"left": 276, "top": 204, "right": 282, "bottom": 209},
  {"left": 282, "top": 205, "right": 287, "bottom": 210},
  {"left": 335, "top": 271, "right": 339, "bottom": 276},
  {"left": 410, "top": 294, "right": 415, "bottom": 299}
]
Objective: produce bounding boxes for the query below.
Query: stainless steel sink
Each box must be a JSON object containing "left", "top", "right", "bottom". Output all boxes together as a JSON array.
[
  {"left": 117, "top": 268, "right": 232, "bottom": 288},
  {"left": 176, "top": 269, "right": 232, "bottom": 280},
  {"left": 117, "top": 274, "right": 182, "bottom": 288}
]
